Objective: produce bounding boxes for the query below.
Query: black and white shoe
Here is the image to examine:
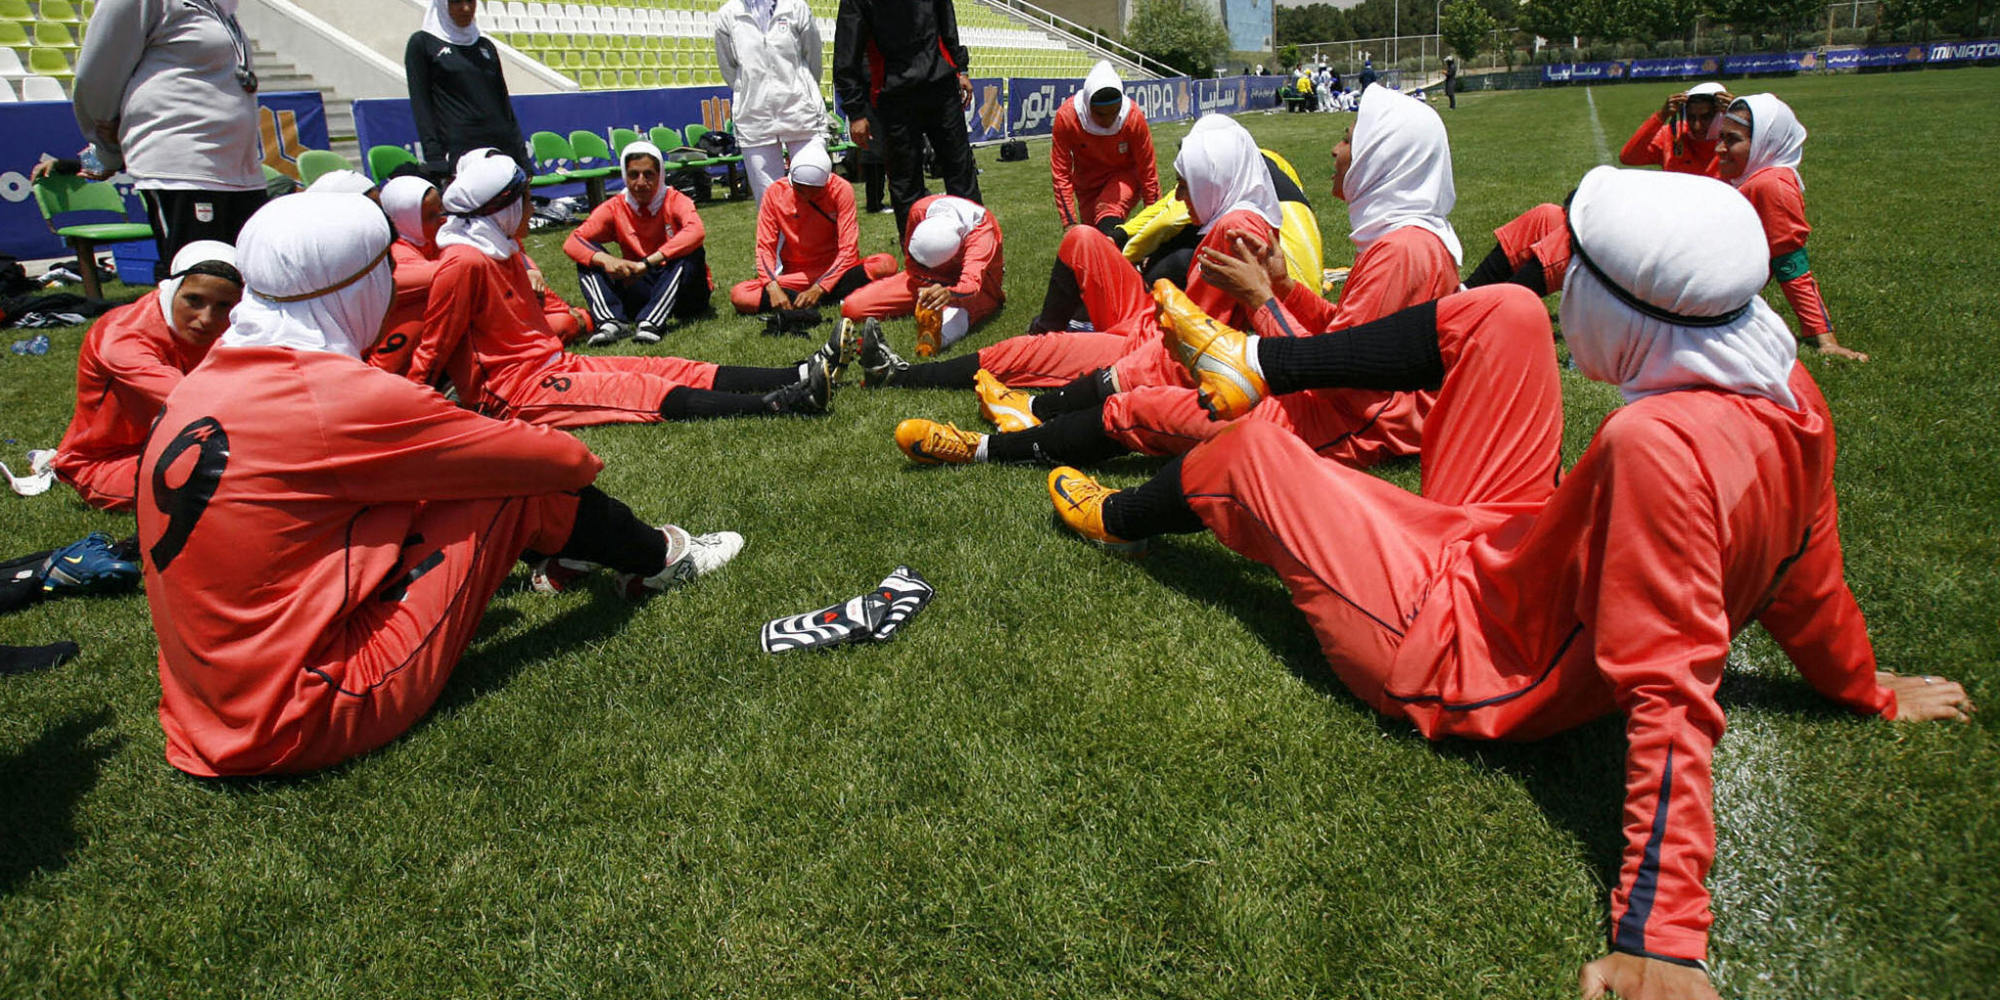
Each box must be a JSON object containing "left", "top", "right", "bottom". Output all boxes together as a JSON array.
[
  {"left": 857, "top": 318, "right": 908, "bottom": 388},
  {"left": 633, "top": 322, "right": 665, "bottom": 344},
  {"left": 615, "top": 525, "right": 743, "bottom": 599},
  {"left": 587, "top": 320, "right": 628, "bottom": 347},
  {"left": 764, "top": 355, "right": 832, "bottom": 415},
  {"left": 797, "top": 319, "right": 856, "bottom": 383}
]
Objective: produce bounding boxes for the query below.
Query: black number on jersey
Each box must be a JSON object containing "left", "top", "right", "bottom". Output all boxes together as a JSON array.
[{"left": 149, "top": 417, "right": 230, "bottom": 572}]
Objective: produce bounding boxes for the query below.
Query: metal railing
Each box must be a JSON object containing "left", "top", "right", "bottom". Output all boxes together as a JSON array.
[{"left": 969, "top": 0, "right": 1178, "bottom": 80}]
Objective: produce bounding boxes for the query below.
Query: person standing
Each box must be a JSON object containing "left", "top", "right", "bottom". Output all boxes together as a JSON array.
[
  {"left": 833, "top": 0, "right": 983, "bottom": 235},
  {"left": 1049, "top": 61, "right": 1160, "bottom": 234},
  {"left": 71, "top": 0, "right": 266, "bottom": 279},
  {"left": 1442, "top": 55, "right": 1457, "bottom": 109},
  {"left": 714, "top": 0, "right": 827, "bottom": 204},
  {"left": 406, "top": 0, "right": 528, "bottom": 174}
]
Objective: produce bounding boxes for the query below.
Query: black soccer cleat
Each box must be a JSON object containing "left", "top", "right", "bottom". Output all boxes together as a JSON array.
[
  {"left": 764, "top": 355, "right": 833, "bottom": 415},
  {"left": 857, "top": 318, "right": 908, "bottom": 388}
]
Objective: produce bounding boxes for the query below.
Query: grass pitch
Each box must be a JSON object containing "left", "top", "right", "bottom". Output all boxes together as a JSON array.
[{"left": 0, "top": 67, "right": 1995, "bottom": 998}]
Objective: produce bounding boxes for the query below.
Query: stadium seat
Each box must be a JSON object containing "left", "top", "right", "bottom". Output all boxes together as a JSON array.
[
  {"left": 368, "top": 144, "right": 419, "bottom": 181},
  {"left": 0, "top": 47, "right": 26, "bottom": 79},
  {"left": 296, "top": 148, "right": 353, "bottom": 186},
  {"left": 638, "top": 68, "right": 657, "bottom": 86},
  {"left": 23, "top": 50, "right": 67, "bottom": 83},
  {"left": 649, "top": 125, "right": 681, "bottom": 149},
  {"left": 41, "top": 0, "right": 81, "bottom": 22},
  {"left": 564, "top": 128, "right": 620, "bottom": 203},
  {"left": 609, "top": 126, "right": 640, "bottom": 155},
  {"left": 0, "top": 22, "right": 31, "bottom": 48},
  {"left": 528, "top": 130, "right": 577, "bottom": 187},
  {"left": 18, "top": 73, "right": 63, "bottom": 100},
  {"left": 31, "top": 174, "right": 153, "bottom": 300},
  {"left": 34, "top": 21, "right": 74, "bottom": 48},
  {"left": 619, "top": 68, "right": 638, "bottom": 88},
  {"left": 0, "top": 80, "right": 14, "bottom": 101},
  {"left": 0, "top": 0, "right": 29, "bottom": 20}
]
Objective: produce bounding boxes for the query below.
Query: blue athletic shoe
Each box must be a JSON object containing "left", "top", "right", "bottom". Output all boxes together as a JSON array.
[{"left": 41, "top": 532, "right": 141, "bottom": 595}]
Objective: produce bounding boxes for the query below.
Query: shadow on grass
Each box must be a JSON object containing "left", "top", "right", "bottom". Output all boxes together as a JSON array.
[{"left": 0, "top": 709, "right": 123, "bottom": 894}]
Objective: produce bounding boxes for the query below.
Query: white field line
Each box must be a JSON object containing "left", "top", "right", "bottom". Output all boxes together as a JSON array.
[
  {"left": 1584, "top": 88, "right": 1613, "bottom": 164},
  {"left": 1706, "top": 635, "right": 1848, "bottom": 997}
]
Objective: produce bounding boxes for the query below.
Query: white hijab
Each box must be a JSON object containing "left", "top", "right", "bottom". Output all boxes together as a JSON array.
[
  {"left": 307, "top": 169, "right": 377, "bottom": 196},
  {"left": 788, "top": 139, "right": 832, "bottom": 188},
  {"left": 437, "top": 148, "right": 528, "bottom": 260},
  {"left": 1072, "top": 60, "right": 1132, "bottom": 137},
  {"left": 620, "top": 141, "right": 668, "bottom": 215},
  {"left": 1559, "top": 166, "right": 1798, "bottom": 409},
  {"left": 1344, "top": 84, "right": 1462, "bottom": 265},
  {"left": 156, "top": 240, "right": 239, "bottom": 327},
  {"left": 1727, "top": 93, "right": 1807, "bottom": 191},
  {"left": 908, "top": 196, "right": 988, "bottom": 269},
  {"left": 222, "top": 193, "right": 395, "bottom": 359},
  {"left": 380, "top": 175, "right": 437, "bottom": 248},
  {"left": 1174, "top": 114, "right": 1281, "bottom": 234},
  {"left": 422, "top": 0, "right": 481, "bottom": 46}
]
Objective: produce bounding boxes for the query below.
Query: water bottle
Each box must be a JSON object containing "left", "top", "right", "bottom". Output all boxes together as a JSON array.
[{"left": 10, "top": 334, "right": 50, "bottom": 355}]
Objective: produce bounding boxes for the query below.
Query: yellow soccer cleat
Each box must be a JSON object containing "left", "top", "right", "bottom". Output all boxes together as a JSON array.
[
  {"left": 974, "top": 368, "right": 1041, "bottom": 432},
  {"left": 895, "top": 418, "right": 983, "bottom": 465},
  {"left": 1047, "top": 467, "right": 1144, "bottom": 554},
  {"left": 914, "top": 303, "right": 943, "bottom": 357},
  {"left": 1151, "top": 279, "right": 1268, "bottom": 421}
]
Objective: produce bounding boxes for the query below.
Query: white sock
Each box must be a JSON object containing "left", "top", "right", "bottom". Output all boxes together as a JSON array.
[{"left": 973, "top": 435, "right": 990, "bottom": 462}]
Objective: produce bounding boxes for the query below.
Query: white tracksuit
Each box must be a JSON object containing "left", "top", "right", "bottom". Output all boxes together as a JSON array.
[{"left": 713, "top": 0, "right": 828, "bottom": 202}]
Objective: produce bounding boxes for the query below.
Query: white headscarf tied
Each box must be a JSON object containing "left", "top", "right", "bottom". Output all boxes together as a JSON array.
[
  {"left": 908, "top": 196, "right": 987, "bottom": 269},
  {"left": 380, "top": 175, "right": 437, "bottom": 248},
  {"left": 422, "top": 0, "right": 481, "bottom": 46},
  {"left": 1727, "top": 93, "right": 1807, "bottom": 191},
  {"left": 620, "top": 141, "right": 668, "bottom": 215},
  {"left": 222, "top": 193, "right": 395, "bottom": 359},
  {"left": 1559, "top": 166, "right": 1798, "bottom": 409},
  {"left": 308, "top": 169, "right": 377, "bottom": 196},
  {"left": 1174, "top": 114, "right": 1281, "bottom": 233},
  {"left": 156, "top": 240, "right": 239, "bottom": 327},
  {"left": 1345, "top": 84, "right": 1462, "bottom": 264},
  {"left": 1072, "top": 60, "right": 1132, "bottom": 137},
  {"left": 437, "top": 148, "right": 528, "bottom": 260},
  {"left": 788, "top": 139, "right": 832, "bottom": 188}
]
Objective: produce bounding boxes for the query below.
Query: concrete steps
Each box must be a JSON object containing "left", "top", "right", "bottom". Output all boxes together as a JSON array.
[{"left": 252, "top": 44, "right": 360, "bottom": 163}]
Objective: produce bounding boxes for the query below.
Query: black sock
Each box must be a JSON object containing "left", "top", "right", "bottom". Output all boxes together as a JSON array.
[
  {"left": 660, "top": 386, "right": 778, "bottom": 419},
  {"left": 1030, "top": 367, "right": 1115, "bottom": 421},
  {"left": 555, "top": 486, "right": 667, "bottom": 575},
  {"left": 1102, "top": 456, "right": 1202, "bottom": 539},
  {"left": 1464, "top": 244, "right": 1514, "bottom": 288},
  {"left": 829, "top": 264, "right": 874, "bottom": 300},
  {"left": 893, "top": 352, "right": 981, "bottom": 388},
  {"left": 0, "top": 642, "right": 79, "bottom": 676},
  {"left": 1094, "top": 216, "right": 1125, "bottom": 242},
  {"left": 984, "top": 406, "right": 1127, "bottom": 465},
  {"left": 1260, "top": 300, "right": 1445, "bottom": 394},
  {"left": 710, "top": 364, "right": 800, "bottom": 393},
  {"left": 1509, "top": 257, "right": 1548, "bottom": 297},
  {"left": 1034, "top": 256, "right": 1084, "bottom": 332}
]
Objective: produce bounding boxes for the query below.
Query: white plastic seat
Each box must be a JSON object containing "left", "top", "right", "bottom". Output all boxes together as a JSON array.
[
  {"left": 0, "top": 48, "right": 26, "bottom": 79},
  {"left": 0, "top": 81, "right": 16, "bottom": 101},
  {"left": 20, "top": 74, "right": 67, "bottom": 101},
  {"left": 524, "top": 2, "right": 547, "bottom": 19},
  {"left": 563, "top": 3, "right": 585, "bottom": 21}
]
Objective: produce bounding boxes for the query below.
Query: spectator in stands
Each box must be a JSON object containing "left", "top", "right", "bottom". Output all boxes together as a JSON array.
[
  {"left": 71, "top": 0, "right": 266, "bottom": 280},
  {"left": 565, "top": 142, "right": 713, "bottom": 345},
  {"left": 728, "top": 142, "right": 899, "bottom": 315},
  {"left": 1050, "top": 61, "right": 1160, "bottom": 235},
  {"left": 833, "top": 0, "right": 983, "bottom": 236},
  {"left": 713, "top": 0, "right": 827, "bottom": 204},
  {"left": 406, "top": 0, "right": 529, "bottom": 174}
]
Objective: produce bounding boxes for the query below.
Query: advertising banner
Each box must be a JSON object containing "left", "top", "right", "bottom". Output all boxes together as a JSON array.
[
  {"left": 966, "top": 77, "right": 1008, "bottom": 144},
  {"left": 1723, "top": 50, "right": 1812, "bottom": 74},
  {"left": 1541, "top": 61, "right": 1629, "bottom": 83},
  {"left": 1627, "top": 56, "right": 1720, "bottom": 78},
  {"left": 1125, "top": 75, "right": 1194, "bottom": 124},
  {"left": 1825, "top": 44, "right": 1926, "bottom": 69},
  {"left": 1004, "top": 76, "right": 1083, "bottom": 138},
  {"left": 0, "top": 90, "right": 327, "bottom": 262},
  {"left": 1925, "top": 38, "right": 2000, "bottom": 63}
]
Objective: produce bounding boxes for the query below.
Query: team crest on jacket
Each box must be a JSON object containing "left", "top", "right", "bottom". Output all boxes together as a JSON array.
[
  {"left": 194, "top": 202, "right": 215, "bottom": 223},
  {"left": 1117, "top": 143, "right": 1128, "bottom": 154}
]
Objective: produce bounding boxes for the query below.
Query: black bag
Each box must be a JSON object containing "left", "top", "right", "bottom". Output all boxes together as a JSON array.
[
  {"left": 696, "top": 130, "right": 740, "bottom": 158},
  {"left": 662, "top": 147, "right": 711, "bottom": 203},
  {"left": 998, "top": 140, "right": 1028, "bottom": 162}
]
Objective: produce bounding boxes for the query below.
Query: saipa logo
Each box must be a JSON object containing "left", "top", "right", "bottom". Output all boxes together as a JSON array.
[{"left": 1011, "top": 83, "right": 1063, "bottom": 132}]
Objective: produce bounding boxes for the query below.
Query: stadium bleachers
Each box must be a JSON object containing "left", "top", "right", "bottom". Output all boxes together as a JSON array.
[{"left": 0, "top": 0, "right": 88, "bottom": 101}]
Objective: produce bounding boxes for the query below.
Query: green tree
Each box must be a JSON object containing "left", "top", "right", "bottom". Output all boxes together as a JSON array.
[
  {"left": 1125, "top": 0, "right": 1231, "bottom": 77},
  {"left": 1279, "top": 42, "right": 1303, "bottom": 69},
  {"left": 1441, "top": 0, "right": 1501, "bottom": 59},
  {"left": 1517, "top": 0, "right": 1576, "bottom": 44}
]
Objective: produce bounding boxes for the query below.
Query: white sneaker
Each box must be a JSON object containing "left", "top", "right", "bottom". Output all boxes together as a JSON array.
[
  {"left": 617, "top": 525, "right": 743, "bottom": 598},
  {"left": 633, "top": 322, "right": 664, "bottom": 344},
  {"left": 587, "top": 321, "right": 627, "bottom": 346}
]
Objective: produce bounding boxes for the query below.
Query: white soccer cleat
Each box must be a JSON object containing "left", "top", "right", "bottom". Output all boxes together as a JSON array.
[{"left": 617, "top": 525, "right": 744, "bottom": 598}]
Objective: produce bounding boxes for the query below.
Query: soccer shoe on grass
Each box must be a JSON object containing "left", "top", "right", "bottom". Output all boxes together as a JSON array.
[
  {"left": 974, "top": 369, "right": 1040, "bottom": 432},
  {"left": 764, "top": 356, "right": 833, "bottom": 415},
  {"left": 633, "top": 322, "right": 665, "bottom": 344},
  {"left": 40, "top": 532, "right": 141, "bottom": 595},
  {"left": 914, "top": 303, "right": 943, "bottom": 357},
  {"left": 1047, "top": 467, "right": 1144, "bottom": 555},
  {"left": 528, "top": 557, "right": 599, "bottom": 594},
  {"left": 617, "top": 525, "right": 744, "bottom": 599},
  {"left": 857, "top": 318, "right": 909, "bottom": 388},
  {"left": 896, "top": 419, "right": 982, "bottom": 465},
  {"left": 1152, "top": 279, "right": 1267, "bottom": 421},
  {"left": 586, "top": 320, "right": 628, "bottom": 347},
  {"left": 801, "top": 319, "right": 856, "bottom": 384}
]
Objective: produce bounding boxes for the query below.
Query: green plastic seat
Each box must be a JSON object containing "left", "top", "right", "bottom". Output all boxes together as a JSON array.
[
  {"left": 367, "top": 144, "right": 420, "bottom": 181},
  {"left": 0, "top": 22, "right": 28, "bottom": 47},
  {"left": 296, "top": 148, "right": 353, "bottom": 185},
  {"left": 528, "top": 130, "right": 577, "bottom": 187},
  {"left": 34, "top": 21, "right": 74, "bottom": 47},
  {"left": 637, "top": 68, "right": 657, "bottom": 86},
  {"left": 575, "top": 68, "right": 599, "bottom": 88},
  {"left": 27, "top": 46, "right": 70, "bottom": 79},
  {"left": 618, "top": 69, "right": 637, "bottom": 88},
  {"left": 0, "top": 0, "right": 32, "bottom": 20},
  {"left": 31, "top": 174, "right": 152, "bottom": 299},
  {"left": 649, "top": 125, "right": 682, "bottom": 149},
  {"left": 563, "top": 50, "right": 584, "bottom": 68},
  {"left": 583, "top": 50, "right": 603, "bottom": 69},
  {"left": 609, "top": 127, "right": 641, "bottom": 156}
]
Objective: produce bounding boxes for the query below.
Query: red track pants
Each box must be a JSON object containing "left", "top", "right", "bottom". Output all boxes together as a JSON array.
[{"left": 484, "top": 353, "right": 720, "bottom": 429}]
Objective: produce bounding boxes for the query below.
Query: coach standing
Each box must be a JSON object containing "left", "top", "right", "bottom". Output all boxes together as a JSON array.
[{"left": 833, "top": 0, "right": 983, "bottom": 236}]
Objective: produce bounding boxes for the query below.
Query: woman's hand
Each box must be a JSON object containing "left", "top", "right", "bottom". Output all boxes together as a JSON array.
[
  {"left": 917, "top": 284, "right": 951, "bottom": 312},
  {"left": 767, "top": 280, "right": 793, "bottom": 310},
  {"left": 1810, "top": 332, "right": 1869, "bottom": 362},
  {"left": 1877, "top": 671, "right": 1974, "bottom": 722},
  {"left": 1196, "top": 233, "right": 1287, "bottom": 308}
]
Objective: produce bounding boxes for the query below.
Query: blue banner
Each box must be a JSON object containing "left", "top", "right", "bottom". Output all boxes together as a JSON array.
[
  {"left": 966, "top": 77, "right": 1007, "bottom": 144},
  {"left": 1004, "top": 76, "right": 1082, "bottom": 138},
  {"left": 0, "top": 90, "right": 326, "bottom": 262},
  {"left": 1825, "top": 44, "right": 1926, "bottom": 69},
  {"left": 353, "top": 85, "right": 731, "bottom": 169},
  {"left": 1192, "top": 75, "right": 1279, "bottom": 115},
  {"left": 1724, "top": 51, "right": 1811, "bottom": 74},
  {"left": 1925, "top": 38, "right": 2000, "bottom": 62},
  {"left": 1628, "top": 56, "right": 1720, "bottom": 79},
  {"left": 1125, "top": 75, "right": 1194, "bottom": 124},
  {"left": 1541, "top": 61, "right": 1628, "bottom": 83}
]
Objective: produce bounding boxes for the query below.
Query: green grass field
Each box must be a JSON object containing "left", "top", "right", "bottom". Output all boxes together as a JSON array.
[{"left": 1, "top": 68, "right": 1995, "bottom": 998}]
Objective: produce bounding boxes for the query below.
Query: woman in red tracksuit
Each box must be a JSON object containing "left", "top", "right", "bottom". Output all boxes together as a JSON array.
[
  {"left": 890, "top": 86, "right": 1463, "bottom": 471},
  {"left": 1045, "top": 168, "right": 1971, "bottom": 999},
  {"left": 1618, "top": 81, "right": 1728, "bottom": 177},
  {"left": 727, "top": 141, "right": 897, "bottom": 314},
  {"left": 1050, "top": 60, "right": 1160, "bottom": 233},
  {"left": 52, "top": 241, "right": 241, "bottom": 511},
  {"left": 839, "top": 193, "right": 1004, "bottom": 337},
  {"left": 408, "top": 149, "right": 830, "bottom": 426}
]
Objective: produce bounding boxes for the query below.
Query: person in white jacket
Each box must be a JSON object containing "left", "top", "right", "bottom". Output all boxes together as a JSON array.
[{"left": 713, "top": 0, "right": 828, "bottom": 203}]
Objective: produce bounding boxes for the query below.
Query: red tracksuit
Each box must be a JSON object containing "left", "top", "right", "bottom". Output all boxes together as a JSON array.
[
  {"left": 139, "top": 346, "right": 598, "bottom": 776},
  {"left": 1178, "top": 285, "right": 1891, "bottom": 964},
  {"left": 1050, "top": 100, "right": 1161, "bottom": 227},
  {"left": 1618, "top": 112, "right": 1721, "bottom": 177},
  {"left": 410, "top": 245, "right": 718, "bottom": 428},
  {"left": 973, "top": 209, "right": 1274, "bottom": 388},
  {"left": 1103, "top": 225, "right": 1461, "bottom": 466},
  {"left": 370, "top": 241, "right": 587, "bottom": 376},
  {"left": 563, "top": 187, "right": 710, "bottom": 276},
  {"left": 841, "top": 194, "right": 1005, "bottom": 324},
  {"left": 53, "top": 291, "right": 210, "bottom": 511},
  {"left": 728, "top": 174, "right": 897, "bottom": 313}
]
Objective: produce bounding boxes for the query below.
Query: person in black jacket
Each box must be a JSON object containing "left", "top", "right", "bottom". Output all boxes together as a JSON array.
[
  {"left": 833, "top": 0, "right": 983, "bottom": 236},
  {"left": 405, "top": 0, "right": 528, "bottom": 175}
]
